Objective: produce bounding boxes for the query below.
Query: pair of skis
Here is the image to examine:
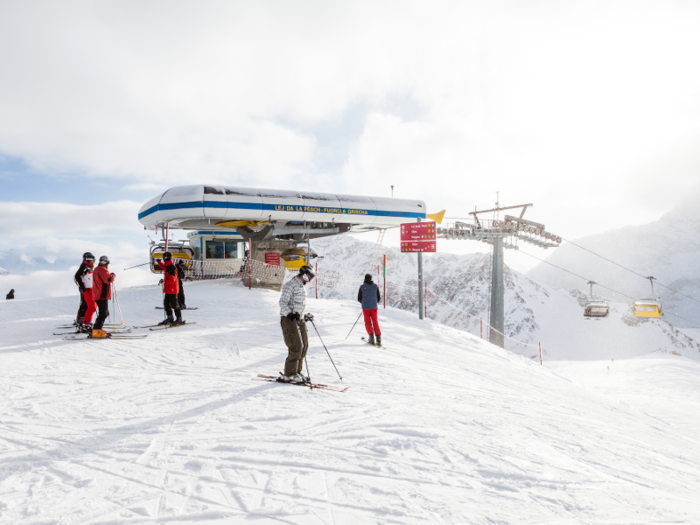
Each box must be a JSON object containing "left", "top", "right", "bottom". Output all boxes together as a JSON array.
[
  {"left": 61, "top": 322, "right": 196, "bottom": 340},
  {"left": 155, "top": 306, "right": 198, "bottom": 310},
  {"left": 254, "top": 375, "right": 350, "bottom": 393},
  {"left": 361, "top": 337, "right": 382, "bottom": 347}
]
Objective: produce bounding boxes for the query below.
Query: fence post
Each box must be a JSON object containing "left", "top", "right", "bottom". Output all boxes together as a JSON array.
[
  {"left": 424, "top": 282, "right": 427, "bottom": 318},
  {"left": 383, "top": 254, "right": 386, "bottom": 309},
  {"left": 316, "top": 262, "right": 318, "bottom": 299},
  {"left": 480, "top": 317, "right": 483, "bottom": 339},
  {"left": 539, "top": 342, "right": 543, "bottom": 365},
  {"left": 248, "top": 239, "right": 252, "bottom": 290}
]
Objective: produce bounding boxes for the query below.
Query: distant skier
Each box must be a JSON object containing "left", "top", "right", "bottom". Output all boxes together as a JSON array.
[
  {"left": 6, "top": 289, "right": 14, "bottom": 300},
  {"left": 278, "top": 265, "right": 315, "bottom": 383},
  {"left": 91, "top": 255, "right": 116, "bottom": 338},
  {"left": 358, "top": 273, "right": 382, "bottom": 346},
  {"left": 74, "top": 252, "right": 97, "bottom": 332},
  {"left": 156, "top": 252, "right": 184, "bottom": 326},
  {"left": 176, "top": 259, "right": 187, "bottom": 309}
]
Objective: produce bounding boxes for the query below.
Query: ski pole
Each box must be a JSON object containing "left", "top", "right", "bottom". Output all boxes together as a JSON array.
[
  {"left": 308, "top": 317, "right": 342, "bottom": 381},
  {"left": 345, "top": 311, "right": 363, "bottom": 340},
  {"left": 113, "top": 283, "right": 125, "bottom": 324},
  {"left": 123, "top": 261, "right": 151, "bottom": 271}
]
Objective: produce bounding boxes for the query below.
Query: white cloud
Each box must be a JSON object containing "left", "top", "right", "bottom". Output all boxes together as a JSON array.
[
  {"left": 0, "top": 201, "right": 143, "bottom": 238},
  {"left": 1, "top": 1, "right": 700, "bottom": 239}
]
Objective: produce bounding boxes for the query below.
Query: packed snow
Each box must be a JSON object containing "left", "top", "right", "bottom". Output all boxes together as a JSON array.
[{"left": 1, "top": 280, "right": 700, "bottom": 524}]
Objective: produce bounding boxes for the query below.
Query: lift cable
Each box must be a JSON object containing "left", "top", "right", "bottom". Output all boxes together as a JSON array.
[
  {"left": 561, "top": 236, "right": 700, "bottom": 305},
  {"left": 517, "top": 249, "right": 699, "bottom": 327}
]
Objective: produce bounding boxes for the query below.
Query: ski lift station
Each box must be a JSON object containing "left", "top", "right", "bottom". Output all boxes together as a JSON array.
[{"left": 138, "top": 184, "right": 427, "bottom": 288}]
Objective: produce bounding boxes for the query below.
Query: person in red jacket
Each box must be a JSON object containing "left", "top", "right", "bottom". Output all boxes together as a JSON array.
[
  {"left": 91, "top": 255, "right": 116, "bottom": 338},
  {"left": 74, "top": 252, "right": 97, "bottom": 332},
  {"left": 156, "top": 252, "right": 184, "bottom": 325}
]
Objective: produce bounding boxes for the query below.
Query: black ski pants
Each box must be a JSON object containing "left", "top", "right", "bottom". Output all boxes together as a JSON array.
[
  {"left": 281, "top": 316, "right": 308, "bottom": 376},
  {"left": 94, "top": 299, "right": 109, "bottom": 330},
  {"left": 164, "top": 294, "right": 181, "bottom": 319},
  {"left": 177, "top": 280, "right": 185, "bottom": 309},
  {"left": 76, "top": 292, "right": 88, "bottom": 324}
]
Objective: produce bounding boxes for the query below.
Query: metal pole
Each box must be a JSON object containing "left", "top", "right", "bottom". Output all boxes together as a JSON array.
[
  {"left": 383, "top": 254, "right": 386, "bottom": 309},
  {"left": 424, "top": 282, "right": 427, "bottom": 318},
  {"left": 346, "top": 311, "right": 363, "bottom": 339},
  {"left": 165, "top": 223, "right": 169, "bottom": 252},
  {"left": 248, "top": 239, "right": 252, "bottom": 290},
  {"left": 309, "top": 318, "right": 342, "bottom": 380},
  {"left": 418, "top": 251, "right": 424, "bottom": 320},
  {"left": 315, "top": 262, "right": 318, "bottom": 299},
  {"left": 489, "top": 235, "right": 505, "bottom": 347}
]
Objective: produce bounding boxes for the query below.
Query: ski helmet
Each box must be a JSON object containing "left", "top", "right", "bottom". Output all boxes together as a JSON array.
[
  {"left": 83, "top": 252, "right": 95, "bottom": 262},
  {"left": 364, "top": 273, "right": 373, "bottom": 283},
  {"left": 99, "top": 255, "right": 110, "bottom": 265},
  {"left": 163, "top": 252, "right": 173, "bottom": 261},
  {"left": 299, "top": 264, "right": 315, "bottom": 283}
]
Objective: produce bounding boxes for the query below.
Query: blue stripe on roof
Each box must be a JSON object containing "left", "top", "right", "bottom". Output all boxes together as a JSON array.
[{"left": 139, "top": 201, "right": 425, "bottom": 221}]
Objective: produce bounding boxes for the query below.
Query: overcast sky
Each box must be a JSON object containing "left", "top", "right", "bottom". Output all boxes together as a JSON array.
[{"left": 2, "top": 0, "right": 700, "bottom": 279}]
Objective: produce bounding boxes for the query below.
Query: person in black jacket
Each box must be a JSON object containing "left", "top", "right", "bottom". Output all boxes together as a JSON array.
[
  {"left": 74, "top": 252, "right": 97, "bottom": 331},
  {"left": 358, "top": 273, "right": 382, "bottom": 345},
  {"left": 6, "top": 289, "right": 14, "bottom": 300},
  {"left": 176, "top": 260, "right": 187, "bottom": 309}
]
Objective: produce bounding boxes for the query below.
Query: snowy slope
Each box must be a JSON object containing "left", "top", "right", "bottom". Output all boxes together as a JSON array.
[
  {"left": 312, "top": 235, "right": 700, "bottom": 361},
  {"left": 1, "top": 281, "right": 700, "bottom": 524}
]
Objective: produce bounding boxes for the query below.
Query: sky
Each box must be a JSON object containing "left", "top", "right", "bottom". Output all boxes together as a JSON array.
[{"left": 2, "top": 0, "right": 700, "bottom": 286}]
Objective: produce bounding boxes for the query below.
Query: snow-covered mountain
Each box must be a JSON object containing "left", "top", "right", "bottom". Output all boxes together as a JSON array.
[
  {"left": 311, "top": 235, "right": 700, "bottom": 361},
  {"left": 0, "top": 249, "right": 74, "bottom": 275},
  {"left": 1, "top": 280, "right": 699, "bottom": 523},
  {"left": 527, "top": 193, "right": 700, "bottom": 327}
]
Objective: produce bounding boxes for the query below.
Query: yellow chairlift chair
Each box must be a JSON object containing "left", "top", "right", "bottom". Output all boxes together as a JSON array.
[{"left": 633, "top": 276, "right": 663, "bottom": 318}]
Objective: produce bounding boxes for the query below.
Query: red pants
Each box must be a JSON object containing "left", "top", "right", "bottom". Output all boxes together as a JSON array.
[
  {"left": 363, "top": 309, "right": 381, "bottom": 336},
  {"left": 82, "top": 289, "right": 97, "bottom": 324}
]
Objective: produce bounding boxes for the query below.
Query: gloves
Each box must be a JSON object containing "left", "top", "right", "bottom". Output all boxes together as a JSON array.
[
  {"left": 304, "top": 313, "right": 314, "bottom": 322},
  {"left": 155, "top": 258, "right": 161, "bottom": 263},
  {"left": 286, "top": 312, "right": 301, "bottom": 321}
]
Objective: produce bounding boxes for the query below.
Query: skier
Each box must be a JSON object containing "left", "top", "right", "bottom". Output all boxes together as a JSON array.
[
  {"left": 156, "top": 252, "right": 184, "bottom": 326},
  {"left": 5, "top": 289, "right": 14, "bottom": 300},
  {"left": 74, "top": 252, "right": 97, "bottom": 332},
  {"left": 176, "top": 259, "right": 187, "bottom": 309},
  {"left": 358, "top": 273, "right": 382, "bottom": 345},
  {"left": 279, "top": 265, "right": 315, "bottom": 383},
  {"left": 91, "top": 255, "right": 116, "bottom": 338}
]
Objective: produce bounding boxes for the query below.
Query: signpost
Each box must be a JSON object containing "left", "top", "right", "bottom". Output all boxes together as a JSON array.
[{"left": 400, "top": 221, "right": 437, "bottom": 319}]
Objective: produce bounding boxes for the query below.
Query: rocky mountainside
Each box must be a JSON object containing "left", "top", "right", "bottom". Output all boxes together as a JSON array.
[{"left": 310, "top": 234, "right": 700, "bottom": 361}]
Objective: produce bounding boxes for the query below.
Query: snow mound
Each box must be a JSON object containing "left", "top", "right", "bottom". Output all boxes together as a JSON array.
[{"left": 0, "top": 280, "right": 699, "bottom": 523}]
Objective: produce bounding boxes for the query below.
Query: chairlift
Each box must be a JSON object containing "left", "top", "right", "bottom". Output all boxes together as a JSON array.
[
  {"left": 584, "top": 281, "right": 609, "bottom": 319},
  {"left": 280, "top": 247, "right": 317, "bottom": 270},
  {"left": 633, "top": 276, "right": 663, "bottom": 318}
]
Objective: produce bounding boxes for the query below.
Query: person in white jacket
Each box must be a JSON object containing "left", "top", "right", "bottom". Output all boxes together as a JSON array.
[{"left": 278, "top": 265, "right": 315, "bottom": 383}]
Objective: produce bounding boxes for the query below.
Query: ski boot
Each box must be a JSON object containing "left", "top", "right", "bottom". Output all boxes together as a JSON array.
[
  {"left": 79, "top": 323, "right": 93, "bottom": 334},
  {"left": 158, "top": 317, "right": 174, "bottom": 326},
  {"left": 277, "top": 372, "right": 293, "bottom": 383},
  {"left": 170, "top": 317, "right": 185, "bottom": 326},
  {"left": 89, "top": 329, "right": 111, "bottom": 339},
  {"left": 368, "top": 334, "right": 375, "bottom": 345},
  {"left": 376, "top": 335, "right": 382, "bottom": 346},
  {"left": 290, "top": 373, "right": 306, "bottom": 384}
]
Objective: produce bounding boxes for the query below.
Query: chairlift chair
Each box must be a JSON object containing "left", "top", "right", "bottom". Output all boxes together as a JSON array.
[
  {"left": 633, "top": 276, "right": 663, "bottom": 318},
  {"left": 583, "top": 281, "right": 609, "bottom": 319}
]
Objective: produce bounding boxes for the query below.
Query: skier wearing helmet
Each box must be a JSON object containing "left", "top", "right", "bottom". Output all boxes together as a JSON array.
[
  {"left": 156, "top": 252, "right": 184, "bottom": 325},
  {"left": 278, "top": 264, "right": 315, "bottom": 383},
  {"left": 74, "top": 252, "right": 97, "bottom": 332}
]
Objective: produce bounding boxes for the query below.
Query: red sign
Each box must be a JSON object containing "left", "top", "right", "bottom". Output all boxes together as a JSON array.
[
  {"left": 400, "top": 221, "right": 437, "bottom": 252},
  {"left": 265, "top": 252, "right": 281, "bottom": 267},
  {"left": 400, "top": 222, "right": 437, "bottom": 241},
  {"left": 401, "top": 241, "right": 436, "bottom": 253}
]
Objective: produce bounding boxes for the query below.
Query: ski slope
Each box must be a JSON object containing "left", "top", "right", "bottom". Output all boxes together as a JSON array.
[{"left": 1, "top": 280, "right": 700, "bottom": 524}]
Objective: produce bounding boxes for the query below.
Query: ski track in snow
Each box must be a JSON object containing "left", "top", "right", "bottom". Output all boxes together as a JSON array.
[{"left": 1, "top": 280, "right": 700, "bottom": 524}]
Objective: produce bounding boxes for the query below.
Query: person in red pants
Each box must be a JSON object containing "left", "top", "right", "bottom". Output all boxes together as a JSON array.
[
  {"left": 74, "top": 252, "right": 97, "bottom": 333},
  {"left": 358, "top": 273, "right": 382, "bottom": 346}
]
